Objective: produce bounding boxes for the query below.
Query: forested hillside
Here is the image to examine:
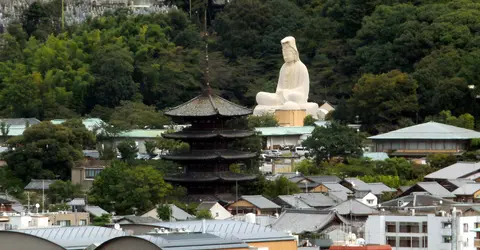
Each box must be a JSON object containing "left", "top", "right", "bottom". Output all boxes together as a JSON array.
[{"left": 2, "top": 0, "right": 480, "bottom": 134}]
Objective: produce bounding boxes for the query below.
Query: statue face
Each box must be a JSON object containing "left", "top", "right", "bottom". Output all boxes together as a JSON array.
[{"left": 282, "top": 47, "right": 296, "bottom": 63}]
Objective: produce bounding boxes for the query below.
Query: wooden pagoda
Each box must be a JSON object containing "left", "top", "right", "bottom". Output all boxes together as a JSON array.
[{"left": 162, "top": 87, "right": 257, "bottom": 200}]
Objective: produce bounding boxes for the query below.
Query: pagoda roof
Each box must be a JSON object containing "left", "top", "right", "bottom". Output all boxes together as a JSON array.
[
  {"left": 163, "top": 130, "right": 254, "bottom": 139},
  {"left": 164, "top": 92, "right": 252, "bottom": 117},
  {"left": 162, "top": 150, "right": 257, "bottom": 161},
  {"left": 164, "top": 171, "right": 256, "bottom": 182}
]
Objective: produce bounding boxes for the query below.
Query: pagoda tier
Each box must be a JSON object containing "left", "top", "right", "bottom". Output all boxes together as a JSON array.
[
  {"left": 163, "top": 129, "right": 254, "bottom": 140},
  {"left": 161, "top": 150, "right": 256, "bottom": 161},
  {"left": 164, "top": 171, "right": 256, "bottom": 182}
]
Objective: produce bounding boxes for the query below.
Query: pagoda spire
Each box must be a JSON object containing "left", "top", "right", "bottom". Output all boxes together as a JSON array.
[{"left": 203, "top": 2, "right": 211, "bottom": 94}]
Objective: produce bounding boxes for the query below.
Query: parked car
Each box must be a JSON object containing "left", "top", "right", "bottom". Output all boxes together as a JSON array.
[
  {"left": 270, "top": 149, "right": 281, "bottom": 156},
  {"left": 136, "top": 153, "right": 150, "bottom": 160},
  {"left": 294, "top": 146, "right": 308, "bottom": 156}
]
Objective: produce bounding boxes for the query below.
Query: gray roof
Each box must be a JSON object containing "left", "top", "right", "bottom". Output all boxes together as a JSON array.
[
  {"left": 24, "top": 179, "right": 55, "bottom": 190},
  {"left": 136, "top": 233, "right": 249, "bottom": 250},
  {"left": 328, "top": 191, "right": 349, "bottom": 202},
  {"left": 323, "top": 182, "right": 353, "bottom": 193},
  {"left": 272, "top": 210, "right": 349, "bottom": 234},
  {"left": 446, "top": 179, "right": 476, "bottom": 188},
  {"left": 240, "top": 195, "right": 280, "bottom": 209},
  {"left": 381, "top": 193, "right": 457, "bottom": 207},
  {"left": 196, "top": 201, "right": 218, "bottom": 211},
  {"left": 367, "top": 183, "right": 396, "bottom": 195},
  {"left": 305, "top": 176, "right": 341, "bottom": 184},
  {"left": 15, "top": 226, "right": 127, "bottom": 248},
  {"left": 453, "top": 183, "right": 480, "bottom": 195},
  {"left": 164, "top": 93, "right": 252, "bottom": 117},
  {"left": 406, "top": 182, "right": 456, "bottom": 198},
  {"left": 326, "top": 199, "right": 379, "bottom": 216},
  {"left": 369, "top": 121, "right": 480, "bottom": 140},
  {"left": 0, "top": 118, "right": 40, "bottom": 126},
  {"left": 399, "top": 186, "right": 411, "bottom": 192},
  {"left": 85, "top": 205, "right": 109, "bottom": 217},
  {"left": 0, "top": 193, "right": 24, "bottom": 213},
  {"left": 170, "top": 204, "right": 195, "bottom": 221},
  {"left": 294, "top": 193, "right": 337, "bottom": 207},
  {"left": 116, "top": 215, "right": 161, "bottom": 224},
  {"left": 344, "top": 178, "right": 371, "bottom": 191},
  {"left": 425, "top": 162, "right": 480, "bottom": 180},
  {"left": 276, "top": 195, "right": 313, "bottom": 209},
  {"left": 67, "top": 198, "right": 85, "bottom": 206}
]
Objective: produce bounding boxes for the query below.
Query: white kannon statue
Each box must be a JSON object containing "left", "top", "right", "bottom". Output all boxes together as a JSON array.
[{"left": 253, "top": 36, "right": 319, "bottom": 118}]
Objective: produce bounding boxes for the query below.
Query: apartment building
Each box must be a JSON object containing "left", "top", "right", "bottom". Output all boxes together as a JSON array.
[{"left": 365, "top": 213, "right": 480, "bottom": 250}]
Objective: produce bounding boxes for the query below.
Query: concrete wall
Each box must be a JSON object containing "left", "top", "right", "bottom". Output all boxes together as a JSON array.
[
  {"left": 210, "top": 203, "right": 232, "bottom": 220},
  {"left": 373, "top": 139, "right": 468, "bottom": 152},
  {"left": 275, "top": 110, "right": 306, "bottom": 127},
  {"left": 0, "top": 231, "right": 64, "bottom": 250}
]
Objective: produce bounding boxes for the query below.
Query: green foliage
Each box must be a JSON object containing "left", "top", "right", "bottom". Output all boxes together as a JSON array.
[
  {"left": 156, "top": 137, "right": 190, "bottom": 154},
  {"left": 62, "top": 119, "right": 96, "bottom": 149},
  {"left": 92, "top": 214, "right": 112, "bottom": 226},
  {"left": 295, "top": 159, "right": 321, "bottom": 175},
  {"left": 48, "top": 180, "right": 83, "bottom": 204},
  {"left": 263, "top": 176, "right": 301, "bottom": 199},
  {"left": 145, "top": 140, "right": 157, "bottom": 159},
  {"left": 303, "top": 115, "right": 316, "bottom": 126},
  {"left": 157, "top": 204, "right": 171, "bottom": 221},
  {"left": 109, "top": 101, "right": 170, "bottom": 130},
  {"left": 247, "top": 114, "right": 279, "bottom": 128},
  {"left": 302, "top": 122, "right": 364, "bottom": 163},
  {"left": 4, "top": 122, "right": 85, "bottom": 182},
  {"left": 117, "top": 139, "right": 139, "bottom": 161},
  {"left": 426, "top": 110, "right": 475, "bottom": 129},
  {"left": 88, "top": 162, "right": 172, "bottom": 215},
  {"left": 196, "top": 209, "right": 213, "bottom": 219},
  {"left": 426, "top": 154, "right": 457, "bottom": 171},
  {"left": 0, "top": 121, "right": 10, "bottom": 142},
  {"left": 48, "top": 203, "right": 70, "bottom": 212},
  {"left": 359, "top": 175, "right": 402, "bottom": 189}
]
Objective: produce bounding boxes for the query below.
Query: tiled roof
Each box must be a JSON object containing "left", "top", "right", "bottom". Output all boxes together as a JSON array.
[
  {"left": 305, "top": 176, "right": 341, "bottom": 184},
  {"left": 50, "top": 118, "right": 104, "bottom": 131},
  {"left": 381, "top": 193, "right": 457, "bottom": 207},
  {"left": 116, "top": 215, "right": 160, "bottom": 224},
  {"left": 369, "top": 121, "right": 480, "bottom": 140},
  {"left": 165, "top": 92, "right": 252, "bottom": 117},
  {"left": 24, "top": 179, "right": 55, "bottom": 190},
  {"left": 367, "top": 183, "right": 396, "bottom": 195},
  {"left": 162, "top": 150, "right": 257, "bottom": 161},
  {"left": 328, "top": 191, "right": 349, "bottom": 202},
  {"left": 276, "top": 195, "right": 313, "bottom": 209},
  {"left": 255, "top": 126, "right": 314, "bottom": 136},
  {"left": 15, "top": 226, "right": 127, "bottom": 249},
  {"left": 453, "top": 183, "right": 480, "bottom": 195},
  {"left": 85, "top": 205, "right": 109, "bottom": 217},
  {"left": 272, "top": 209, "right": 349, "bottom": 234},
  {"left": 239, "top": 195, "right": 280, "bottom": 209},
  {"left": 164, "top": 130, "right": 254, "bottom": 139},
  {"left": 425, "top": 162, "right": 480, "bottom": 180},
  {"left": 405, "top": 182, "right": 456, "bottom": 198},
  {"left": 323, "top": 182, "right": 353, "bottom": 194},
  {"left": 164, "top": 171, "right": 256, "bottom": 182},
  {"left": 66, "top": 198, "right": 85, "bottom": 206},
  {"left": 446, "top": 179, "right": 476, "bottom": 188},
  {"left": 196, "top": 201, "right": 218, "bottom": 211},
  {"left": 0, "top": 118, "right": 40, "bottom": 126},
  {"left": 169, "top": 204, "right": 196, "bottom": 221},
  {"left": 294, "top": 193, "right": 337, "bottom": 207},
  {"left": 326, "top": 199, "right": 379, "bottom": 216},
  {"left": 344, "top": 178, "right": 371, "bottom": 191}
]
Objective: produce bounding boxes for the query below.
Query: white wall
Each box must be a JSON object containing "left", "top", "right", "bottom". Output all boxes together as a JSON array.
[
  {"left": 357, "top": 193, "right": 378, "bottom": 207},
  {"left": 210, "top": 203, "right": 232, "bottom": 220},
  {"left": 266, "top": 136, "right": 303, "bottom": 149}
]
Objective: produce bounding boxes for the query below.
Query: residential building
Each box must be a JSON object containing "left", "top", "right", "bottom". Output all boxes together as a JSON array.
[
  {"left": 318, "top": 101, "right": 335, "bottom": 120},
  {"left": 141, "top": 204, "right": 195, "bottom": 221},
  {"left": 71, "top": 159, "right": 108, "bottom": 190},
  {"left": 453, "top": 183, "right": 480, "bottom": 203},
  {"left": 306, "top": 175, "right": 342, "bottom": 184},
  {"left": 424, "top": 162, "right": 480, "bottom": 182},
  {"left": 365, "top": 214, "right": 480, "bottom": 250},
  {"left": 255, "top": 126, "right": 314, "bottom": 149},
  {"left": 327, "top": 199, "right": 379, "bottom": 222},
  {"left": 368, "top": 183, "right": 396, "bottom": 196},
  {"left": 440, "top": 179, "right": 477, "bottom": 192},
  {"left": 294, "top": 193, "right": 337, "bottom": 209},
  {"left": 379, "top": 192, "right": 459, "bottom": 215},
  {"left": 274, "top": 195, "right": 313, "bottom": 210},
  {"left": 114, "top": 215, "right": 160, "bottom": 224},
  {"left": 195, "top": 201, "right": 232, "bottom": 220},
  {"left": 84, "top": 205, "right": 109, "bottom": 218},
  {"left": 24, "top": 179, "right": 55, "bottom": 199},
  {"left": 341, "top": 178, "right": 371, "bottom": 192},
  {"left": 369, "top": 122, "right": 480, "bottom": 157},
  {"left": 399, "top": 182, "right": 456, "bottom": 199},
  {"left": 355, "top": 191, "right": 378, "bottom": 207},
  {"left": 48, "top": 211, "right": 90, "bottom": 227},
  {"left": 0, "top": 198, "right": 13, "bottom": 212},
  {"left": 227, "top": 195, "right": 280, "bottom": 215}
]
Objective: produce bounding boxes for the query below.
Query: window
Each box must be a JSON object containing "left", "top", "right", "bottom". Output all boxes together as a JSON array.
[
  {"left": 399, "top": 237, "right": 412, "bottom": 247},
  {"left": 475, "top": 222, "right": 480, "bottom": 229},
  {"left": 85, "top": 168, "right": 103, "bottom": 179},
  {"left": 367, "top": 199, "right": 374, "bottom": 204},
  {"left": 399, "top": 222, "right": 419, "bottom": 233},
  {"left": 422, "top": 222, "right": 428, "bottom": 233},
  {"left": 386, "top": 236, "right": 396, "bottom": 247},
  {"left": 443, "top": 236, "right": 452, "bottom": 243},
  {"left": 442, "top": 222, "right": 452, "bottom": 228},
  {"left": 215, "top": 212, "right": 219, "bottom": 218},
  {"left": 464, "top": 223, "right": 469, "bottom": 232},
  {"left": 79, "top": 219, "right": 87, "bottom": 226},
  {"left": 386, "top": 222, "right": 396, "bottom": 233},
  {"left": 57, "top": 220, "right": 71, "bottom": 227},
  {"left": 422, "top": 236, "right": 428, "bottom": 248}
]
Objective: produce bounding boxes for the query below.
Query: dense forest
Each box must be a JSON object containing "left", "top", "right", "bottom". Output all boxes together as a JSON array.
[{"left": 2, "top": 0, "right": 480, "bottom": 134}]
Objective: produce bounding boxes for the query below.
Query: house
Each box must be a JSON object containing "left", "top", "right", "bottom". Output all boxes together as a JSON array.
[
  {"left": 66, "top": 198, "right": 86, "bottom": 211},
  {"left": 255, "top": 126, "right": 314, "bottom": 149},
  {"left": 327, "top": 199, "right": 379, "bottom": 220},
  {"left": 141, "top": 204, "right": 195, "bottom": 221},
  {"left": 0, "top": 198, "right": 13, "bottom": 212},
  {"left": 318, "top": 102, "right": 335, "bottom": 120},
  {"left": 114, "top": 215, "right": 160, "bottom": 224},
  {"left": 369, "top": 121, "right": 480, "bottom": 157},
  {"left": 50, "top": 118, "right": 104, "bottom": 132},
  {"left": 341, "top": 178, "right": 371, "bottom": 192},
  {"left": 274, "top": 195, "right": 313, "bottom": 210},
  {"left": 367, "top": 183, "right": 396, "bottom": 196},
  {"left": 227, "top": 195, "right": 280, "bottom": 215},
  {"left": 306, "top": 175, "right": 341, "bottom": 184},
  {"left": 354, "top": 191, "right": 378, "bottom": 207},
  {"left": 424, "top": 162, "right": 480, "bottom": 182},
  {"left": 399, "top": 182, "right": 456, "bottom": 199},
  {"left": 195, "top": 201, "right": 232, "bottom": 220},
  {"left": 379, "top": 192, "right": 459, "bottom": 214},
  {"left": 438, "top": 179, "right": 476, "bottom": 192},
  {"left": 84, "top": 205, "right": 109, "bottom": 218},
  {"left": 24, "top": 179, "right": 55, "bottom": 194},
  {"left": 294, "top": 193, "right": 337, "bottom": 209},
  {"left": 452, "top": 183, "right": 480, "bottom": 203},
  {"left": 322, "top": 182, "right": 354, "bottom": 194},
  {"left": 71, "top": 159, "right": 108, "bottom": 190},
  {"left": 0, "top": 118, "right": 41, "bottom": 143}
]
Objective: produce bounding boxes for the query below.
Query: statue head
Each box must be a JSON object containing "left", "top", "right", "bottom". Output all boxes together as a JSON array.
[{"left": 281, "top": 36, "right": 300, "bottom": 63}]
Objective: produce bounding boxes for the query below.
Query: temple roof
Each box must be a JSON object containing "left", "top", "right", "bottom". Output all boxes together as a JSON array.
[
  {"left": 164, "top": 171, "right": 256, "bottom": 182},
  {"left": 162, "top": 150, "right": 257, "bottom": 161},
  {"left": 163, "top": 130, "right": 254, "bottom": 139},
  {"left": 164, "top": 92, "right": 252, "bottom": 117}
]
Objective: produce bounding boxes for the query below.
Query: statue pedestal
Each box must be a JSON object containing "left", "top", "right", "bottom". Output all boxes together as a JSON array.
[{"left": 275, "top": 109, "right": 306, "bottom": 127}]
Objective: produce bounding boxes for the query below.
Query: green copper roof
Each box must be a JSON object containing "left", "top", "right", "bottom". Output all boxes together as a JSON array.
[
  {"left": 369, "top": 121, "right": 480, "bottom": 140},
  {"left": 255, "top": 126, "right": 314, "bottom": 136},
  {"left": 50, "top": 118, "right": 104, "bottom": 131},
  {"left": 117, "top": 129, "right": 166, "bottom": 138}
]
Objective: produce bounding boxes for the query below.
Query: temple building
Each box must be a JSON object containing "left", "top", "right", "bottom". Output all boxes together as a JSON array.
[{"left": 162, "top": 87, "right": 257, "bottom": 201}]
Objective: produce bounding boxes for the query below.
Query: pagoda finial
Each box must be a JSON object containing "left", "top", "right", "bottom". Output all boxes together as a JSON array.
[{"left": 203, "top": 2, "right": 211, "bottom": 94}]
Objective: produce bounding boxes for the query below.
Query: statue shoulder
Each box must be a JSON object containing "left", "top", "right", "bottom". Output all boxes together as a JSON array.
[{"left": 296, "top": 61, "right": 308, "bottom": 70}]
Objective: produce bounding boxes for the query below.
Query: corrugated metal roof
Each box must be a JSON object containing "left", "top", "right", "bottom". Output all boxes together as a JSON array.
[
  {"left": 117, "top": 129, "right": 166, "bottom": 138},
  {"left": 363, "top": 152, "right": 389, "bottom": 161},
  {"left": 369, "top": 121, "right": 480, "bottom": 140},
  {"left": 412, "top": 182, "right": 456, "bottom": 198},
  {"left": 271, "top": 210, "right": 349, "bottom": 234},
  {"left": 326, "top": 199, "right": 379, "bottom": 216},
  {"left": 367, "top": 183, "right": 396, "bottom": 195},
  {"left": 453, "top": 183, "right": 480, "bottom": 195},
  {"left": 294, "top": 193, "right": 337, "bottom": 207},
  {"left": 240, "top": 195, "right": 280, "bottom": 209},
  {"left": 322, "top": 182, "right": 353, "bottom": 194},
  {"left": 16, "top": 226, "right": 127, "bottom": 248},
  {"left": 24, "top": 179, "right": 55, "bottom": 190},
  {"left": 425, "top": 162, "right": 480, "bottom": 180},
  {"left": 138, "top": 233, "right": 249, "bottom": 250},
  {"left": 255, "top": 126, "right": 314, "bottom": 136},
  {"left": 85, "top": 205, "right": 108, "bottom": 217},
  {"left": 276, "top": 195, "right": 313, "bottom": 209}
]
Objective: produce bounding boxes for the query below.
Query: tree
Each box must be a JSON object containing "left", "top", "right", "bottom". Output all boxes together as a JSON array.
[
  {"left": 109, "top": 101, "right": 170, "bottom": 130},
  {"left": 89, "top": 162, "right": 172, "bottom": 215},
  {"left": 263, "top": 176, "right": 301, "bottom": 198},
  {"left": 303, "top": 115, "right": 316, "bottom": 126},
  {"left": 295, "top": 159, "right": 322, "bottom": 175},
  {"left": 302, "top": 122, "right": 364, "bottom": 164},
  {"left": 0, "top": 121, "right": 10, "bottom": 142},
  {"left": 145, "top": 141, "right": 157, "bottom": 159},
  {"left": 247, "top": 114, "right": 279, "bottom": 128},
  {"left": 426, "top": 110, "right": 475, "bottom": 129},
  {"left": 117, "top": 139, "right": 139, "bottom": 161},
  {"left": 48, "top": 180, "right": 83, "bottom": 204},
  {"left": 156, "top": 137, "right": 189, "bottom": 155},
  {"left": 196, "top": 210, "right": 213, "bottom": 219},
  {"left": 62, "top": 119, "right": 96, "bottom": 149},
  {"left": 4, "top": 122, "right": 85, "bottom": 182},
  {"left": 157, "top": 204, "right": 171, "bottom": 221},
  {"left": 426, "top": 154, "right": 457, "bottom": 171},
  {"left": 92, "top": 214, "right": 112, "bottom": 226}
]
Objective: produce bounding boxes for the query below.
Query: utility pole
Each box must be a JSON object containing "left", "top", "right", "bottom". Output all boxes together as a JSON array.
[
  {"left": 61, "top": 0, "right": 65, "bottom": 31},
  {"left": 42, "top": 179, "right": 45, "bottom": 214}
]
